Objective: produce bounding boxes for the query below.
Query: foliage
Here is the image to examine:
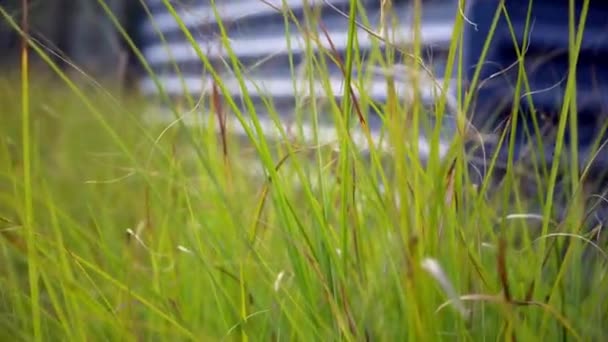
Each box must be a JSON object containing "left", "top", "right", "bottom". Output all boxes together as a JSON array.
[{"left": 0, "top": 1, "right": 606, "bottom": 340}]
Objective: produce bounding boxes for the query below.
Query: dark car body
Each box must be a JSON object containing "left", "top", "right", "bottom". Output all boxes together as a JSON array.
[{"left": 463, "top": 0, "right": 608, "bottom": 173}]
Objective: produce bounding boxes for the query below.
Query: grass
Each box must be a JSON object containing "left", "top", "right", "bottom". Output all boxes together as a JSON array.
[{"left": 1, "top": 0, "right": 607, "bottom": 340}]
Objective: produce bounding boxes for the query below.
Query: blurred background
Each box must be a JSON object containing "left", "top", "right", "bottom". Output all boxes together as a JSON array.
[
  {"left": 0, "top": 0, "right": 458, "bottom": 159},
  {"left": 0, "top": 0, "right": 455, "bottom": 91},
  {"left": 0, "top": 0, "right": 144, "bottom": 86}
]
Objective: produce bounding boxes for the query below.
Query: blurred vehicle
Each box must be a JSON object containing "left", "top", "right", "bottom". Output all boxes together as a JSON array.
[
  {"left": 463, "top": 0, "right": 608, "bottom": 175},
  {"left": 140, "top": 0, "right": 608, "bottom": 176}
]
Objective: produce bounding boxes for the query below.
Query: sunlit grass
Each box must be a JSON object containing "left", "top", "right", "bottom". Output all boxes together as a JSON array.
[{"left": 0, "top": 0, "right": 607, "bottom": 340}]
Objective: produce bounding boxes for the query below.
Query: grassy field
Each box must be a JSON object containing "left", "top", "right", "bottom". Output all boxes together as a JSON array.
[{"left": 1, "top": 1, "right": 607, "bottom": 340}]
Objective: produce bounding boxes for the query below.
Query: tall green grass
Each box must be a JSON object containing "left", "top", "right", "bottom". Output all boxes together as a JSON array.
[{"left": 0, "top": 0, "right": 607, "bottom": 340}]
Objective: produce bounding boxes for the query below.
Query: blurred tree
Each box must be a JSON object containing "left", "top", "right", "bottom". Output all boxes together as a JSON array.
[{"left": 0, "top": 0, "right": 144, "bottom": 86}]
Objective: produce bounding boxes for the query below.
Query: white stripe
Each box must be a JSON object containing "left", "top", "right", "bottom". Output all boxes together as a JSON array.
[
  {"left": 142, "top": 23, "right": 453, "bottom": 65},
  {"left": 138, "top": 75, "right": 447, "bottom": 101},
  {"left": 143, "top": 105, "right": 451, "bottom": 160},
  {"left": 143, "top": 0, "right": 350, "bottom": 34}
]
